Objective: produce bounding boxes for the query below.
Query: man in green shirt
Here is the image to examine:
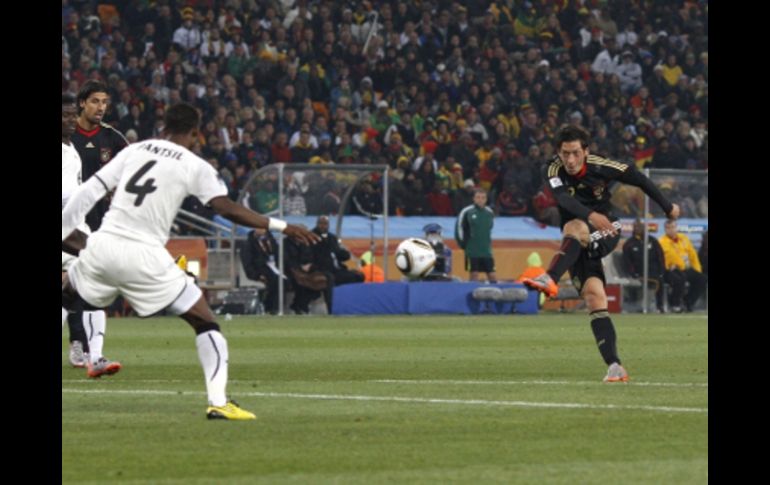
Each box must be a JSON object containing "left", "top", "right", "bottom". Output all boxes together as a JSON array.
[{"left": 455, "top": 188, "right": 497, "bottom": 282}]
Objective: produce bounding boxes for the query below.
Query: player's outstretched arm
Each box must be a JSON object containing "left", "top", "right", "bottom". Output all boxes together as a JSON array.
[
  {"left": 209, "top": 196, "right": 320, "bottom": 245},
  {"left": 667, "top": 203, "right": 680, "bottom": 220},
  {"left": 618, "top": 166, "right": 680, "bottom": 218}
]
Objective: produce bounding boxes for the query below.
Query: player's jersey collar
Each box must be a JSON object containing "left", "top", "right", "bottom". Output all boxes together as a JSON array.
[{"left": 76, "top": 124, "right": 101, "bottom": 137}]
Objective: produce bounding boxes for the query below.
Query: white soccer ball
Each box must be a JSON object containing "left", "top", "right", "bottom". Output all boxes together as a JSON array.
[{"left": 394, "top": 238, "right": 437, "bottom": 278}]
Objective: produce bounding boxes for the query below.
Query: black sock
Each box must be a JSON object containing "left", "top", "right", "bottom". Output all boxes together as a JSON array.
[
  {"left": 547, "top": 236, "right": 582, "bottom": 282},
  {"left": 67, "top": 311, "right": 90, "bottom": 353},
  {"left": 590, "top": 309, "right": 620, "bottom": 365}
]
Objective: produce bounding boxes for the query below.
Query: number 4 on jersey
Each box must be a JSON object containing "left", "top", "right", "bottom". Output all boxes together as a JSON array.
[{"left": 125, "top": 160, "right": 158, "bottom": 206}]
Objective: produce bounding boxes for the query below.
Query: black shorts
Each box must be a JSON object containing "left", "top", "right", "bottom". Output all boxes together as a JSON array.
[
  {"left": 467, "top": 256, "right": 495, "bottom": 273},
  {"left": 568, "top": 223, "right": 621, "bottom": 291}
]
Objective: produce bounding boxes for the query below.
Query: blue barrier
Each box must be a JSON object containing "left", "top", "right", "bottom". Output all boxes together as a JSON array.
[{"left": 332, "top": 282, "right": 538, "bottom": 315}]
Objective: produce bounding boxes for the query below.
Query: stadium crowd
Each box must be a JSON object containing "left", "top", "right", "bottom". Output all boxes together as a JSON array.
[{"left": 62, "top": 0, "right": 708, "bottom": 221}]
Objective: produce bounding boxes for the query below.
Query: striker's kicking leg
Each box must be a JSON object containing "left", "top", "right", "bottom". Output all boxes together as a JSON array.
[
  {"left": 523, "top": 219, "right": 590, "bottom": 297},
  {"left": 172, "top": 286, "right": 255, "bottom": 420}
]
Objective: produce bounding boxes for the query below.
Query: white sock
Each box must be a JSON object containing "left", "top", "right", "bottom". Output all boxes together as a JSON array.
[
  {"left": 196, "top": 330, "right": 229, "bottom": 407},
  {"left": 84, "top": 310, "right": 106, "bottom": 363},
  {"left": 61, "top": 307, "right": 68, "bottom": 328}
]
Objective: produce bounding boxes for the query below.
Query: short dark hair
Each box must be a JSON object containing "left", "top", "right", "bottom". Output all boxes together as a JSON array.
[
  {"left": 62, "top": 93, "right": 76, "bottom": 106},
  {"left": 77, "top": 80, "right": 109, "bottom": 105},
  {"left": 555, "top": 125, "right": 591, "bottom": 149},
  {"left": 164, "top": 103, "right": 201, "bottom": 135}
]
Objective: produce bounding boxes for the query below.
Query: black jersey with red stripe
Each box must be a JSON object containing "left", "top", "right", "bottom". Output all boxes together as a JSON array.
[
  {"left": 71, "top": 122, "right": 128, "bottom": 180},
  {"left": 71, "top": 122, "right": 128, "bottom": 230},
  {"left": 542, "top": 154, "right": 674, "bottom": 227}
]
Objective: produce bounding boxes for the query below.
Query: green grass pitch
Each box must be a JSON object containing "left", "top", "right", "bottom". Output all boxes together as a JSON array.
[{"left": 62, "top": 313, "right": 707, "bottom": 484}]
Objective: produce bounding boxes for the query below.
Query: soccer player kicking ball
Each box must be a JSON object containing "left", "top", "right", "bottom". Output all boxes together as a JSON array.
[
  {"left": 62, "top": 103, "right": 320, "bottom": 419},
  {"left": 523, "top": 125, "right": 680, "bottom": 383}
]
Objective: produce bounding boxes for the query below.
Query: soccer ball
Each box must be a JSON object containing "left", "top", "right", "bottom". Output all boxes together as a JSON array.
[{"left": 394, "top": 238, "right": 437, "bottom": 278}]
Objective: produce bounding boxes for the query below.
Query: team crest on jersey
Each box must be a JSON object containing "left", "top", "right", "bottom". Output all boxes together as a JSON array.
[
  {"left": 593, "top": 184, "right": 605, "bottom": 198},
  {"left": 100, "top": 148, "right": 112, "bottom": 163}
]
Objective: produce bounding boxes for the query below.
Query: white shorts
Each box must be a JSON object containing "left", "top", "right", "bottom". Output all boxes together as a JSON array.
[
  {"left": 67, "top": 232, "right": 201, "bottom": 317},
  {"left": 62, "top": 251, "right": 76, "bottom": 271}
]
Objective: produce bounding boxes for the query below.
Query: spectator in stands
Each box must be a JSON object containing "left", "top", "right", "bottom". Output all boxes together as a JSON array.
[
  {"left": 289, "top": 128, "right": 315, "bottom": 163},
  {"left": 616, "top": 51, "right": 642, "bottom": 95},
  {"left": 452, "top": 178, "right": 476, "bottom": 215},
  {"left": 661, "top": 54, "right": 684, "bottom": 88},
  {"left": 622, "top": 220, "right": 666, "bottom": 313},
  {"left": 282, "top": 183, "right": 307, "bottom": 216},
  {"left": 450, "top": 132, "right": 480, "bottom": 180},
  {"left": 172, "top": 7, "right": 201, "bottom": 53},
  {"left": 659, "top": 219, "right": 707, "bottom": 313},
  {"left": 496, "top": 179, "right": 530, "bottom": 216},
  {"left": 61, "top": 0, "right": 706, "bottom": 214},
  {"left": 271, "top": 131, "right": 292, "bottom": 164},
  {"left": 650, "top": 138, "right": 685, "bottom": 169},
  {"left": 647, "top": 64, "right": 670, "bottom": 103}
]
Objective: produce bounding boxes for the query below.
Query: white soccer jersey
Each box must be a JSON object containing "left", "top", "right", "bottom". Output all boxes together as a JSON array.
[
  {"left": 62, "top": 142, "right": 82, "bottom": 208},
  {"left": 90, "top": 139, "right": 228, "bottom": 246}
]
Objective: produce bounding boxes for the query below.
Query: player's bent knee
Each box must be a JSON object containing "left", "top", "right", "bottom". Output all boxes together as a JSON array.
[
  {"left": 563, "top": 220, "right": 590, "bottom": 245},
  {"left": 583, "top": 290, "right": 608, "bottom": 311}
]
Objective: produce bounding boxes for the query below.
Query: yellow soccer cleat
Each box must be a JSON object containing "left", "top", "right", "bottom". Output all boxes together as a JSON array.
[{"left": 206, "top": 400, "right": 257, "bottom": 420}]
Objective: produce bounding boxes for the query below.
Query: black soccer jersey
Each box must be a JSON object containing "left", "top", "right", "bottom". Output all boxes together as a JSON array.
[
  {"left": 71, "top": 122, "right": 128, "bottom": 181},
  {"left": 543, "top": 154, "right": 674, "bottom": 227},
  {"left": 71, "top": 122, "right": 128, "bottom": 230}
]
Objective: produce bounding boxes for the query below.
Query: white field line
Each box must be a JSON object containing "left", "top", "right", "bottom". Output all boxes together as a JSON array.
[
  {"left": 371, "top": 379, "right": 708, "bottom": 388},
  {"left": 62, "top": 388, "right": 707, "bottom": 414},
  {"left": 62, "top": 378, "right": 708, "bottom": 388}
]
